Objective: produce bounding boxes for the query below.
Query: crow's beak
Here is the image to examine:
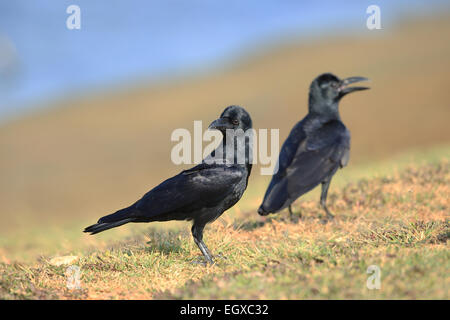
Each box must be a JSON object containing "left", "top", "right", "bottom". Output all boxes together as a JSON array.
[
  {"left": 338, "top": 76, "right": 370, "bottom": 97},
  {"left": 208, "top": 118, "right": 233, "bottom": 131}
]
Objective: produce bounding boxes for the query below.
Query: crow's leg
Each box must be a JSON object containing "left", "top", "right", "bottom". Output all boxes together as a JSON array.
[
  {"left": 288, "top": 205, "right": 293, "bottom": 219},
  {"left": 288, "top": 205, "right": 301, "bottom": 222},
  {"left": 191, "top": 224, "right": 214, "bottom": 265},
  {"left": 320, "top": 177, "right": 335, "bottom": 220}
]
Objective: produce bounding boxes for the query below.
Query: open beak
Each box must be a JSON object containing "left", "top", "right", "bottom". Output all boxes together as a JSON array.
[
  {"left": 208, "top": 118, "right": 233, "bottom": 131},
  {"left": 338, "top": 76, "right": 370, "bottom": 97}
]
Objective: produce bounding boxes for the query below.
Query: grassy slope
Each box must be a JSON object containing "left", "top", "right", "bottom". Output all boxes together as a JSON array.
[{"left": 0, "top": 147, "right": 448, "bottom": 299}]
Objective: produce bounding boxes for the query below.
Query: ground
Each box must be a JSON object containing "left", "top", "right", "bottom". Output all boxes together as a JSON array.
[{"left": 1, "top": 148, "right": 448, "bottom": 299}]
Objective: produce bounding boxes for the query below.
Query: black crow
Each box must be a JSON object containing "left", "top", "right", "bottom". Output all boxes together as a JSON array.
[
  {"left": 84, "top": 105, "right": 253, "bottom": 264},
  {"left": 258, "top": 73, "right": 369, "bottom": 221}
]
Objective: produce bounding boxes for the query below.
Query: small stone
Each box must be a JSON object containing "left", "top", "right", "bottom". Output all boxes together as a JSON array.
[{"left": 49, "top": 255, "right": 79, "bottom": 266}]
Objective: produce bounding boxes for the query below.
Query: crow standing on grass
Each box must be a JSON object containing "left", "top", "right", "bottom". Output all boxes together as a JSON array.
[
  {"left": 258, "top": 73, "right": 369, "bottom": 221},
  {"left": 85, "top": 106, "right": 253, "bottom": 264}
]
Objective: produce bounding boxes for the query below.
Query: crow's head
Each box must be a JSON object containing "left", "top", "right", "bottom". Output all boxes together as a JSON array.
[
  {"left": 208, "top": 105, "right": 252, "bottom": 133},
  {"left": 309, "top": 73, "right": 369, "bottom": 114}
]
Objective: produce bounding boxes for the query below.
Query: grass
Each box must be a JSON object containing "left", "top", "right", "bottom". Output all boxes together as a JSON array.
[{"left": 0, "top": 152, "right": 448, "bottom": 299}]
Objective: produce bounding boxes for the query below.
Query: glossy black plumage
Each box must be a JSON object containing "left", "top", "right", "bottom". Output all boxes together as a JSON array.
[
  {"left": 258, "top": 73, "right": 369, "bottom": 220},
  {"left": 84, "top": 106, "right": 253, "bottom": 264}
]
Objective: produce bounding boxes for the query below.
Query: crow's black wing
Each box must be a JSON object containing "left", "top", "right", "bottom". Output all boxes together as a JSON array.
[
  {"left": 259, "top": 120, "right": 307, "bottom": 213},
  {"left": 261, "top": 120, "right": 349, "bottom": 212},
  {"left": 276, "top": 119, "right": 308, "bottom": 177},
  {"left": 133, "top": 163, "right": 244, "bottom": 219},
  {"left": 286, "top": 120, "right": 350, "bottom": 194}
]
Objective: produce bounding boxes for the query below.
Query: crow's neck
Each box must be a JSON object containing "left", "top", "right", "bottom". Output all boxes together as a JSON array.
[
  {"left": 223, "top": 133, "right": 252, "bottom": 167},
  {"left": 308, "top": 94, "right": 341, "bottom": 121},
  {"left": 208, "top": 132, "right": 252, "bottom": 172},
  {"left": 224, "top": 133, "right": 253, "bottom": 183}
]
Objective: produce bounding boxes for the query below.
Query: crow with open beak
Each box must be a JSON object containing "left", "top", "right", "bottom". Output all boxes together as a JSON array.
[{"left": 258, "top": 73, "right": 369, "bottom": 221}]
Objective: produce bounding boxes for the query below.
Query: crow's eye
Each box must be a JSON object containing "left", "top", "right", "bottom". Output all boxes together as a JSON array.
[{"left": 232, "top": 119, "right": 239, "bottom": 125}]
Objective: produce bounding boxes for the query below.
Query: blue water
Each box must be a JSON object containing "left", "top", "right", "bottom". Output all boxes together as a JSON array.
[{"left": 0, "top": 0, "right": 448, "bottom": 118}]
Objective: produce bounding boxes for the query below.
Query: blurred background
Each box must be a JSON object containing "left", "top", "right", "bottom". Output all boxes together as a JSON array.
[{"left": 0, "top": 1, "right": 449, "bottom": 241}]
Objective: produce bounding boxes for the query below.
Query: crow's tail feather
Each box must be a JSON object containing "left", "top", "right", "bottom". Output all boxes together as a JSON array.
[
  {"left": 83, "top": 206, "right": 138, "bottom": 235},
  {"left": 257, "top": 205, "right": 270, "bottom": 216},
  {"left": 84, "top": 218, "right": 134, "bottom": 235}
]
